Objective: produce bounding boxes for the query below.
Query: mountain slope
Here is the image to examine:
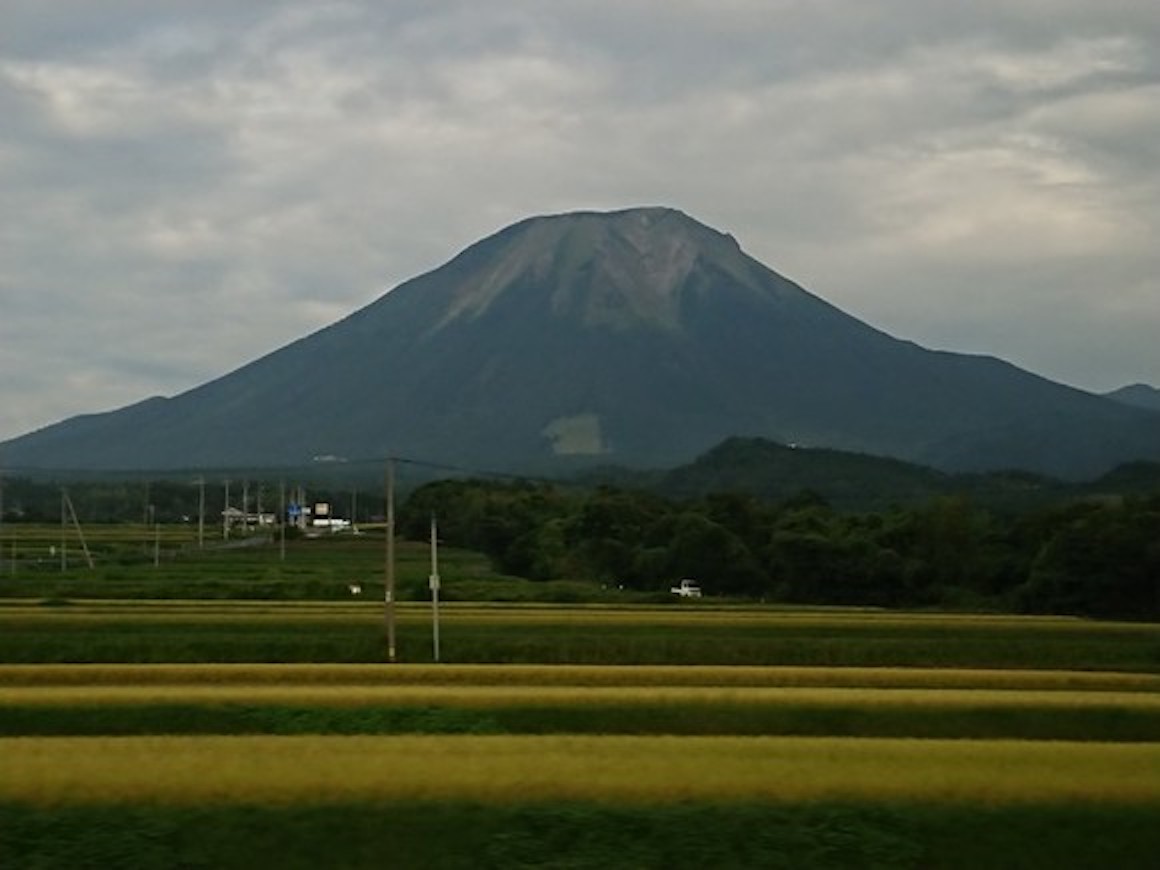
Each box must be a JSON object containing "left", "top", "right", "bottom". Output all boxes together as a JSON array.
[{"left": 4, "top": 207, "right": 1159, "bottom": 477}]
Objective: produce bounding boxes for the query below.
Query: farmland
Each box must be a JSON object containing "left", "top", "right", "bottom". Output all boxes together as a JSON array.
[
  {"left": 0, "top": 528, "right": 1158, "bottom": 867},
  {"left": 5, "top": 734, "right": 1159, "bottom": 806},
  {"left": 0, "top": 599, "right": 1157, "bottom": 670},
  {"left": 1, "top": 608, "right": 1158, "bottom": 866}
]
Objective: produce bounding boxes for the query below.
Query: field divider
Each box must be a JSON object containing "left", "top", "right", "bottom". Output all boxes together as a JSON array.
[
  {"left": 3, "top": 663, "right": 1158, "bottom": 691},
  {"left": 2, "top": 684, "right": 1158, "bottom": 741}
]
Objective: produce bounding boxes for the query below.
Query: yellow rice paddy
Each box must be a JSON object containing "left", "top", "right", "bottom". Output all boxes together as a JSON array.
[{"left": 1, "top": 735, "right": 1157, "bottom": 807}]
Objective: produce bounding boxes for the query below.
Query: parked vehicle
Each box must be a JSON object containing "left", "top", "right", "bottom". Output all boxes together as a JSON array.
[{"left": 670, "top": 578, "right": 702, "bottom": 598}]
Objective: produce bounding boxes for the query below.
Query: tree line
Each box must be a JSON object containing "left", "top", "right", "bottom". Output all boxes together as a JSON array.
[
  {"left": 2, "top": 474, "right": 1157, "bottom": 619},
  {"left": 400, "top": 479, "right": 1160, "bottom": 620}
]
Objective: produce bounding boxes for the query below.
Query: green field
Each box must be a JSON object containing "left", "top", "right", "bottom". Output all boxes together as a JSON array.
[
  {"left": 1, "top": 599, "right": 1157, "bottom": 670},
  {"left": 0, "top": 533, "right": 1158, "bottom": 867},
  {"left": 0, "top": 527, "right": 522, "bottom": 602}
]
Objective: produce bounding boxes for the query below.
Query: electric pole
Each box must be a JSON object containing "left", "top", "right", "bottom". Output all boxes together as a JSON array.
[
  {"left": 279, "top": 480, "right": 287, "bottom": 562},
  {"left": 430, "top": 512, "right": 441, "bottom": 663},
  {"left": 223, "top": 479, "right": 231, "bottom": 540},
  {"left": 242, "top": 480, "right": 249, "bottom": 533},
  {"left": 60, "top": 489, "right": 67, "bottom": 572},
  {"left": 196, "top": 477, "right": 206, "bottom": 549},
  {"left": 150, "top": 504, "right": 160, "bottom": 568},
  {"left": 0, "top": 449, "right": 5, "bottom": 574},
  {"left": 385, "top": 457, "right": 397, "bottom": 663}
]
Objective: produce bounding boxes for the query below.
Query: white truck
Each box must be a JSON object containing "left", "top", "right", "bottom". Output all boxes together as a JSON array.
[{"left": 670, "top": 578, "right": 702, "bottom": 598}]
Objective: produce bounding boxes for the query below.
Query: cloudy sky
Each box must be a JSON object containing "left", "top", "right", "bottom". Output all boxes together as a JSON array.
[{"left": 2, "top": 1, "right": 1158, "bottom": 442}]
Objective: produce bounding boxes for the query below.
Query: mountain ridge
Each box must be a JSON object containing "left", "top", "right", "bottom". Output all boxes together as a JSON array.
[{"left": 1105, "top": 383, "right": 1160, "bottom": 412}]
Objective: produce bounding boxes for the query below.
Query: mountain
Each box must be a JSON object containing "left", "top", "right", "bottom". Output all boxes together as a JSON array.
[
  {"left": 4, "top": 207, "right": 1160, "bottom": 478},
  {"left": 655, "top": 437, "right": 954, "bottom": 509},
  {"left": 646, "top": 437, "right": 1160, "bottom": 511},
  {"left": 1105, "top": 383, "right": 1160, "bottom": 412},
  {"left": 592, "top": 435, "right": 1075, "bottom": 512}
]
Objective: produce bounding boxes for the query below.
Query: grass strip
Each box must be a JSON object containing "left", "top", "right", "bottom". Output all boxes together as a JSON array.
[
  {"left": 2, "top": 699, "right": 1158, "bottom": 741},
  {"left": 2, "top": 685, "right": 1158, "bottom": 740},
  {"left": 4, "top": 663, "right": 1158, "bottom": 691},
  {"left": 2, "top": 800, "right": 1159, "bottom": 869}
]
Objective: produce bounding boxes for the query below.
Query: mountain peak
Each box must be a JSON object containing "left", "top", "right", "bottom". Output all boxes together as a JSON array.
[{"left": 434, "top": 206, "right": 754, "bottom": 333}]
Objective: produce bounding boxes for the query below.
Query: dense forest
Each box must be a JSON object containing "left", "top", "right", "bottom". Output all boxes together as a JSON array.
[
  {"left": 2, "top": 459, "right": 1158, "bottom": 620},
  {"left": 399, "top": 479, "right": 1160, "bottom": 621}
]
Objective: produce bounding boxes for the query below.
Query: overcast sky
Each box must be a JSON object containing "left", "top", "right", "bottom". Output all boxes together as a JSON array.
[{"left": 2, "top": 1, "right": 1158, "bottom": 442}]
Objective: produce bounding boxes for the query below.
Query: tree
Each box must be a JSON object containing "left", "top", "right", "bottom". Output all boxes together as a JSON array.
[{"left": 1020, "top": 499, "right": 1160, "bottom": 619}]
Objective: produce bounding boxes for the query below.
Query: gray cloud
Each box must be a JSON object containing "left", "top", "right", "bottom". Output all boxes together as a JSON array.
[{"left": 1, "top": 0, "right": 1158, "bottom": 441}]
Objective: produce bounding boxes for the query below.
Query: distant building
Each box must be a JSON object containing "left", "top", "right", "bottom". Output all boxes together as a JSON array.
[{"left": 222, "top": 507, "right": 277, "bottom": 529}]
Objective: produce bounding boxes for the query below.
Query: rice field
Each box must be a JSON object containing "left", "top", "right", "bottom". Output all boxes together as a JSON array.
[
  {"left": 1, "top": 603, "right": 1157, "bottom": 867},
  {"left": 3, "top": 734, "right": 1159, "bottom": 807}
]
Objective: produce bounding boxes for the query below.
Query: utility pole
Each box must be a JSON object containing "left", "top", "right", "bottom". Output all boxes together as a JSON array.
[
  {"left": 430, "top": 512, "right": 441, "bottom": 664},
  {"left": 60, "top": 489, "right": 67, "bottom": 572},
  {"left": 142, "top": 481, "right": 151, "bottom": 559},
  {"left": 223, "top": 479, "right": 231, "bottom": 540},
  {"left": 196, "top": 477, "right": 206, "bottom": 549},
  {"left": 150, "top": 504, "right": 160, "bottom": 568},
  {"left": 384, "top": 457, "right": 397, "bottom": 663},
  {"left": 242, "top": 480, "right": 249, "bottom": 534},
  {"left": 0, "top": 448, "right": 5, "bottom": 574},
  {"left": 279, "top": 480, "right": 287, "bottom": 562}
]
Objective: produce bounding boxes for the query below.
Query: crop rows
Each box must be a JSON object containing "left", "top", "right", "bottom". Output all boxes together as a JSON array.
[{"left": 1, "top": 602, "right": 1157, "bottom": 867}]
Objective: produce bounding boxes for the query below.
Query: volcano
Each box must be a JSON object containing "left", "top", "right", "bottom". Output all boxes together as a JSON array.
[{"left": 4, "top": 207, "right": 1159, "bottom": 477}]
